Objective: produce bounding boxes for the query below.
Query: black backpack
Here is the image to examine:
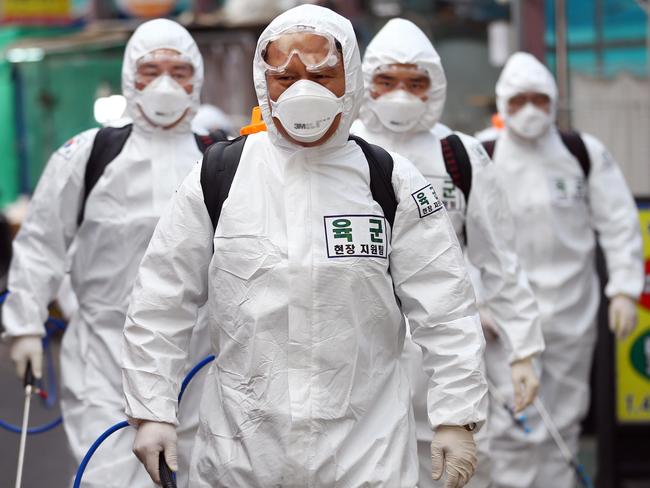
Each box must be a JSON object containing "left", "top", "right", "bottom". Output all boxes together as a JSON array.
[
  {"left": 77, "top": 124, "right": 228, "bottom": 225},
  {"left": 482, "top": 130, "right": 591, "bottom": 178},
  {"left": 200, "top": 133, "right": 473, "bottom": 233}
]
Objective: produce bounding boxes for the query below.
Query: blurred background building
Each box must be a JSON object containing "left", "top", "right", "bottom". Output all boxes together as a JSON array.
[
  {"left": 0, "top": 0, "right": 648, "bottom": 206},
  {"left": 0, "top": 1, "right": 648, "bottom": 487}
]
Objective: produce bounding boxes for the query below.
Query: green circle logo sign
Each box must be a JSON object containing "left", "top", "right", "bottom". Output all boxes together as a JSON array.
[{"left": 630, "top": 331, "right": 650, "bottom": 381}]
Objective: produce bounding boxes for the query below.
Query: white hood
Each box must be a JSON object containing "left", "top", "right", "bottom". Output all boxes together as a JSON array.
[
  {"left": 122, "top": 18, "right": 204, "bottom": 133},
  {"left": 253, "top": 4, "right": 363, "bottom": 151},
  {"left": 359, "top": 18, "right": 447, "bottom": 134},
  {"left": 495, "top": 52, "right": 557, "bottom": 121}
]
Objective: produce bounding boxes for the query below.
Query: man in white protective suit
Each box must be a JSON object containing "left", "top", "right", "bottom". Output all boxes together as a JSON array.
[
  {"left": 483, "top": 52, "right": 643, "bottom": 488},
  {"left": 121, "top": 5, "right": 489, "bottom": 488},
  {"left": 3, "top": 19, "right": 215, "bottom": 488},
  {"left": 351, "top": 19, "right": 545, "bottom": 488}
]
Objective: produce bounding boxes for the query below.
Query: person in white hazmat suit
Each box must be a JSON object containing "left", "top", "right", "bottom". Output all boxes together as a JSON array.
[
  {"left": 121, "top": 5, "right": 488, "bottom": 488},
  {"left": 3, "top": 19, "right": 212, "bottom": 488},
  {"left": 351, "top": 19, "right": 545, "bottom": 488},
  {"left": 483, "top": 52, "right": 643, "bottom": 488}
]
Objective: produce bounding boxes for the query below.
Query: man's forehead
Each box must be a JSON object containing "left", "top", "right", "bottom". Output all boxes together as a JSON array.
[
  {"left": 374, "top": 64, "right": 429, "bottom": 78},
  {"left": 137, "top": 48, "right": 193, "bottom": 68},
  {"left": 138, "top": 48, "right": 186, "bottom": 62},
  {"left": 511, "top": 90, "right": 548, "bottom": 97}
]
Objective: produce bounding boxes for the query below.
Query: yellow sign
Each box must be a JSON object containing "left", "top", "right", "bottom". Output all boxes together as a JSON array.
[
  {"left": 1, "top": 0, "right": 71, "bottom": 24},
  {"left": 616, "top": 204, "right": 650, "bottom": 422}
]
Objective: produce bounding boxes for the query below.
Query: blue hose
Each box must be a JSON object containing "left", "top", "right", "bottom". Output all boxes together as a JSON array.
[
  {"left": 73, "top": 354, "right": 216, "bottom": 487},
  {"left": 178, "top": 355, "right": 215, "bottom": 403},
  {"left": 72, "top": 421, "right": 130, "bottom": 488},
  {"left": 0, "top": 416, "right": 63, "bottom": 435}
]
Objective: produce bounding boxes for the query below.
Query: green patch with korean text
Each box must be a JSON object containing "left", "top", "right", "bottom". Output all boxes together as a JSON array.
[
  {"left": 323, "top": 214, "right": 388, "bottom": 258},
  {"left": 411, "top": 184, "right": 444, "bottom": 218}
]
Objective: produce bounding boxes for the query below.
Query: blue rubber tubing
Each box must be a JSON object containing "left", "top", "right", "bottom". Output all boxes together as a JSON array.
[
  {"left": 0, "top": 416, "right": 63, "bottom": 435},
  {"left": 178, "top": 355, "right": 215, "bottom": 403},
  {"left": 73, "top": 354, "right": 216, "bottom": 487},
  {"left": 72, "top": 421, "right": 130, "bottom": 488}
]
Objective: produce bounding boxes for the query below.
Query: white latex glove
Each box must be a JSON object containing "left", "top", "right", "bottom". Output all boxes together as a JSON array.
[
  {"left": 478, "top": 306, "right": 499, "bottom": 342},
  {"left": 609, "top": 294, "right": 638, "bottom": 340},
  {"left": 510, "top": 356, "right": 539, "bottom": 412},
  {"left": 9, "top": 335, "right": 43, "bottom": 380},
  {"left": 431, "top": 425, "right": 477, "bottom": 488},
  {"left": 133, "top": 420, "right": 178, "bottom": 486}
]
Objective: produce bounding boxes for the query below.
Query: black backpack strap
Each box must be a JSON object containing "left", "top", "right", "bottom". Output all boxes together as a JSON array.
[
  {"left": 560, "top": 130, "right": 591, "bottom": 178},
  {"left": 194, "top": 130, "right": 229, "bottom": 154},
  {"left": 348, "top": 134, "right": 397, "bottom": 229},
  {"left": 482, "top": 139, "right": 496, "bottom": 159},
  {"left": 200, "top": 135, "right": 248, "bottom": 231},
  {"left": 77, "top": 124, "right": 133, "bottom": 225},
  {"left": 441, "top": 134, "right": 473, "bottom": 204}
]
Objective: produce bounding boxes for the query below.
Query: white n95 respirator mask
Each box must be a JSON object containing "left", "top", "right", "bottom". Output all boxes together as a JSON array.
[
  {"left": 506, "top": 103, "right": 553, "bottom": 140},
  {"left": 270, "top": 79, "right": 344, "bottom": 143},
  {"left": 137, "top": 74, "right": 193, "bottom": 127},
  {"left": 368, "top": 89, "right": 428, "bottom": 133}
]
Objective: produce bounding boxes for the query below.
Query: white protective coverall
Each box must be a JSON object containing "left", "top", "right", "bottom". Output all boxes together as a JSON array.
[
  {"left": 2, "top": 19, "right": 209, "bottom": 488},
  {"left": 122, "top": 5, "right": 488, "bottom": 487},
  {"left": 486, "top": 52, "right": 644, "bottom": 487},
  {"left": 351, "top": 19, "right": 544, "bottom": 488}
]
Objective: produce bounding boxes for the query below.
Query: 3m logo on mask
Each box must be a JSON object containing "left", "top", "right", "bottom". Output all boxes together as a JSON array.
[
  {"left": 324, "top": 215, "right": 388, "bottom": 259},
  {"left": 411, "top": 184, "right": 444, "bottom": 218},
  {"left": 293, "top": 116, "right": 332, "bottom": 131}
]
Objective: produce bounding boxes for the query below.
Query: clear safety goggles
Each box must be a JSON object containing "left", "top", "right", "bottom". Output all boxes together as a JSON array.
[
  {"left": 371, "top": 64, "right": 431, "bottom": 96},
  {"left": 259, "top": 26, "right": 341, "bottom": 74},
  {"left": 135, "top": 51, "right": 195, "bottom": 85}
]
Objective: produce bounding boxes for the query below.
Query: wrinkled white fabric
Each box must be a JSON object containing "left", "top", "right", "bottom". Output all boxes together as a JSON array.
[
  {"left": 352, "top": 19, "right": 544, "bottom": 488},
  {"left": 122, "top": 5, "right": 487, "bottom": 487},
  {"left": 191, "top": 104, "right": 234, "bottom": 136},
  {"left": 2, "top": 19, "right": 208, "bottom": 488},
  {"left": 488, "top": 55, "right": 643, "bottom": 485},
  {"left": 359, "top": 18, "right": 446, "bottom": 134}
]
